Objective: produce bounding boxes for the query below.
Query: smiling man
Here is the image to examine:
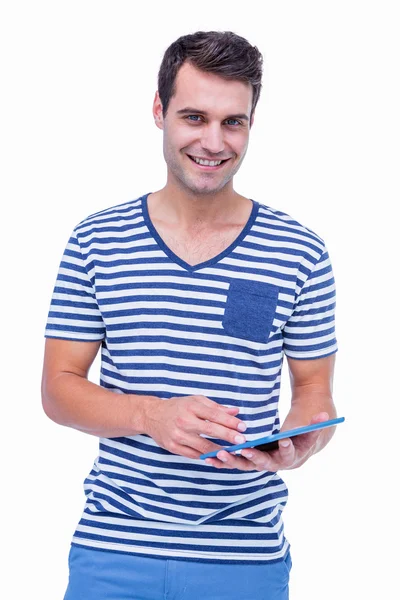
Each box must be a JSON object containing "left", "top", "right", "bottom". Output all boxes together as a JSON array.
[
  {"left": 42, "top": 31, "right": 339, "bottom": 600},
  {"left": 149, "top": 60, "right": 256, "bottom": 268},
  {"left": 159, "top": 62, "right": 251, "bottom": 194}
]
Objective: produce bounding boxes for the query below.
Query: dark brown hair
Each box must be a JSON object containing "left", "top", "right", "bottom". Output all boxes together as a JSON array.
[{"left": 157, "top": 31, "right": 263, "bottom": 119}]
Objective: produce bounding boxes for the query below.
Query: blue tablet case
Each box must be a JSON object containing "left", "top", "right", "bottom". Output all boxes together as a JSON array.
[{"left": 200, "top": 416, "right": 345, "bottom": 459}]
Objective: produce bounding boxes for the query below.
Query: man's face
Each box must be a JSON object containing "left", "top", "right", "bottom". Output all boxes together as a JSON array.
[{"left": 154, "top": 62, "right": 254, "bottom": 196}]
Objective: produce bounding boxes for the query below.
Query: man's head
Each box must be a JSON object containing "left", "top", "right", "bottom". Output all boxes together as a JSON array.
[
  {"left": 153, "top": 31, "right": 263, "bottom": 197},
  {"left": 157, "top": 31, "right": 263, "bottom": 122}
]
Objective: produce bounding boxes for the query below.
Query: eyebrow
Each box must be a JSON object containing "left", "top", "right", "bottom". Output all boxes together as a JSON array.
[{"left": 176, "top": 107, "right": 249, "bottom": 121}]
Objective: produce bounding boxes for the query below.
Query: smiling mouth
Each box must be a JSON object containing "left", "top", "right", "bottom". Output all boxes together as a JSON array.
[{"left": 187, "top": 155, "right": 230, "bottom": 169}]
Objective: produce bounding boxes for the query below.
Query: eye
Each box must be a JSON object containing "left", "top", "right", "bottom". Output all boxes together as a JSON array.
[
  {"left": 186, "top": 115, "right": 203, "bottom": 122},
  {"left": 225, "top": 118, "right": 241, "bottom": 126}
]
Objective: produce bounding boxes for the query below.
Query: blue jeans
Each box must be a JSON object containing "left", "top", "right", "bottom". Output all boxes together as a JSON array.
[{"left": 64, "top": 544, "right": 292, "bottom": 600}]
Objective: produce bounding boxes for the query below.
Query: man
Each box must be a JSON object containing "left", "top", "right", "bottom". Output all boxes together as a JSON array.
[{"left": 42, "top": 31, "right": 338, "bottom": 600}]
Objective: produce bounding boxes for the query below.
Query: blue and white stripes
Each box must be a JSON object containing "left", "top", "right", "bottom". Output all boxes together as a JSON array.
[{"left": 45, "top": 192, "right": 337, "bottom": 562}]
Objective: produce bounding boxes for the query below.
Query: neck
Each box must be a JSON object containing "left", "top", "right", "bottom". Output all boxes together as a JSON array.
[{"left": 148, "top": 181, "right": 250, "bottom": 229}]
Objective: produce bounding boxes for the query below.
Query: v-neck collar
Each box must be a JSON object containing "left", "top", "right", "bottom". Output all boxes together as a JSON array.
[{"left": 141, "top": 192, "right": 260, "bottom": 273}]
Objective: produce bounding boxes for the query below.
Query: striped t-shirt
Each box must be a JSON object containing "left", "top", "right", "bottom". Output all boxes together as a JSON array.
[{"left": 45, "top": 192, "right": 338, "bottom": 563}]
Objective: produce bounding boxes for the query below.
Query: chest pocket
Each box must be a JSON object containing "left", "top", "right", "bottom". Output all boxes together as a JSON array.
[{"left": 222, "top": 279, "right": 280, "bottom": 343}]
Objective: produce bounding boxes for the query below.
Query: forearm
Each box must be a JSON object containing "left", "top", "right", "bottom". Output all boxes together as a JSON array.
[{"left": 42, "top": 372, "right": 160, "bottom": 438}]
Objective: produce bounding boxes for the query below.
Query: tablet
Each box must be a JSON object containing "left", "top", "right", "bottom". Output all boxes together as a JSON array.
[{"left": 200, "top": 416, "right": 345, "bottom": 460}]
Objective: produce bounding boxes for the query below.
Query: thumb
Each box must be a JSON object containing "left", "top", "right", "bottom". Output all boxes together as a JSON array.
[{"left": 310, "top": 412, "right": 330, "bottom": 424}]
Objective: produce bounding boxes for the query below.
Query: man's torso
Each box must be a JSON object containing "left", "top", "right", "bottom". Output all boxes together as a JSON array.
[{"left": 45, "top": 192, "right": 337, "bottom": 563}]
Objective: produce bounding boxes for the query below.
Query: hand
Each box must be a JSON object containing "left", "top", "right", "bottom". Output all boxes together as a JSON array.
[
  {"left": 142, "top": 395, "right": 247, "bottom": 459},
  {"left": 204, "top": 412, "right": 330, "bottom": 471}
]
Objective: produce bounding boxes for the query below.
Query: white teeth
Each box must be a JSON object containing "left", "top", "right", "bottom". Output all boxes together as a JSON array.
[{"left": 192, "top": 157, "right": 223, "bottom": 166}]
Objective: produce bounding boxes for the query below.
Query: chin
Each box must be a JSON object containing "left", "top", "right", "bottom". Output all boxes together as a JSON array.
[
  {"left": 185, "top": 175, "right": 231, "bottom": 195},
  {"left": 187, "top": 183, "right": 226, "bottom": 196}
]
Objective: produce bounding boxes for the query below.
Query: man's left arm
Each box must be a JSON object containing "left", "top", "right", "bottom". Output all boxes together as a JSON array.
[
  {"left": 205, "top": 354, "right": 337, "bottom": 471},
  {"left": 273, "top": 354, "right": 337, "bottom": 468},
  {"left": 205, "top": 245, "right": 339, "bottom": 471}
]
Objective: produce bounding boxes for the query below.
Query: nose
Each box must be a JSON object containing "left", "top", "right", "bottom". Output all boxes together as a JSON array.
[{"left": 200, "top": 123, "right": 225, "bottom": 155}]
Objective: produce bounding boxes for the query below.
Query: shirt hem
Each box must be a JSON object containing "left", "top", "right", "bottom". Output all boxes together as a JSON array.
[
  {"left": 284, "top": 346, "right": 338, "bottom": 360},
  {"left": 70, "top": 537, "right": 291, "bottom": 565}
]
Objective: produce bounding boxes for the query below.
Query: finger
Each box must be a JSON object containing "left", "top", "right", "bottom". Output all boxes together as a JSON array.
[
  {"left": 194, "top": 397, "right": 243, "bottom": 427},
  {"left": 240, "top": 447, "right": 275, "bottom": 470},
  {"left": 198, "top": 419, "right": 247, "bottom": 447},
  {"left": 205, "top": 451, "right": 256, "bottom": 471},
  {"left": 169, "top": 441, "right": 207, "bottom": 460},
  {"left": 195, "top": 397, "right": 240, "bottom": 417},
  {"left": 196, "top": 404, "right": 247, "bottom": 433},
  {"left": 179, "top": 434, "right": 237, "bottom": 459},
  {"left": 170, "top": 435, "right": 229, "bottom": 460},
  {"left": 277, "top": 438, "right": 296, "bottom": 465},
  {"left": 240, "top": 440, "right": 295, "bottom": 471},
  {"left": 223, "top": 406, "right": 240, "bottom": 414},
  {"left": 194, "top": 395, "right": 226, "bottom": 409}
]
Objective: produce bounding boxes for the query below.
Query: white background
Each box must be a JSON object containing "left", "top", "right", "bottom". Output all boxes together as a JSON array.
[{"left": 1, "top": 1, "right": 399, "bottom": 598}]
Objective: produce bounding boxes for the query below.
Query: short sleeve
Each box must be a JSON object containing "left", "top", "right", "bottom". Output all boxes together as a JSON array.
[
  {"left": 283, "top": 247, "right": 338, "bottom": 360},
  {"left": 45, "top": 230, "right": 106, "bottom": 342}
]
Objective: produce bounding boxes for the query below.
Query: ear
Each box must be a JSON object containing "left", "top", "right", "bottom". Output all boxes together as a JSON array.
[
  {"left": 250, "top": 112, "right": 255, "bottom": 129},
  {"left": 153, "top": 91, "right": 164, "bottom": 130}
]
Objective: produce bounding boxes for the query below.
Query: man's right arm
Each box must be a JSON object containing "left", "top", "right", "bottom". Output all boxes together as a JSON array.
[
  {"left": 41, "top": 338, "right": 152, "bottom": 438},
  {"left": 41, "top": 338, "right": 247, "bottom": 459}
]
